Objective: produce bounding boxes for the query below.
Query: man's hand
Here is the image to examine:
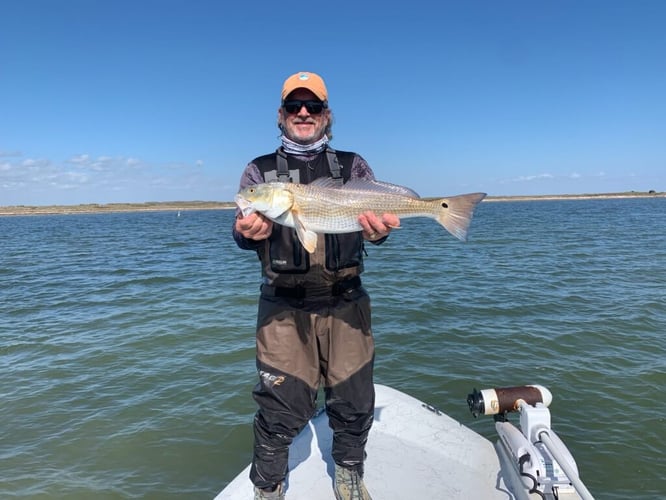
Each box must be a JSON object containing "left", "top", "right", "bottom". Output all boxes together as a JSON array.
[
  {"left": 358, "top": 212, "right": 400, "bottom": 241},
  {"left": 235, "top": 212, "right": 273, "bottom": 241}
]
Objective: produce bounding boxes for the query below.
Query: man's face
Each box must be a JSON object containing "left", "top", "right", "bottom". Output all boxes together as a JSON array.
[{"left": 278, "top": 88, "right": 330, "bottom": 145}]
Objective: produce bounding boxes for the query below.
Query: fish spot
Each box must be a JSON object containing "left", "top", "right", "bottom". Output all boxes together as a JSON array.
[{"left": 441, "top": 202, "right": 449, "bottom": 208}]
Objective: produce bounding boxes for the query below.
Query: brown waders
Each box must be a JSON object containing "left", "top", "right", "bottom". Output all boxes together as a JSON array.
[{"left": 249, "top": 284, "right": 375, "bottom": 490}]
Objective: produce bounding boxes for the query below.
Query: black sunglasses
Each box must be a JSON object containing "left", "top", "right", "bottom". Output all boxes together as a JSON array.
[{"left": 282, "top": 100, "right": 327, "bottom": 115}]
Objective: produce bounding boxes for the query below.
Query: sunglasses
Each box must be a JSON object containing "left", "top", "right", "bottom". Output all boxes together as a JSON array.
[{"left": 282, "top": 100, "right": 328, "bottom": 115}]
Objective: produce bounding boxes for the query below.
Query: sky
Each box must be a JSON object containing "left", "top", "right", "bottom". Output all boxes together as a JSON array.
[{"left": 2, "top": 0, "right": 665, "bottom": 206}]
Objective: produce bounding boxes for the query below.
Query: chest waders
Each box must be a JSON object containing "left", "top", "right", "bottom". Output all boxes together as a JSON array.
[
  {"left": 255, "top": 148, "right": 365, "bottom": 282},
  {"left": 275, "top": 146, "right": 343, "bottom": 186},
  {"left": 249, "top": 148, "right": 376, "bottom": 490}
]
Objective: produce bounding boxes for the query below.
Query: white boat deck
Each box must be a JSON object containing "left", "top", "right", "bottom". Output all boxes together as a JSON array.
[{"left": 216, "top": 384, "right": 513, "bottom": 499}]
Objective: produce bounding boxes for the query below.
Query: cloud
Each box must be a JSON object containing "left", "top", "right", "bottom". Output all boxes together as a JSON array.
[
  {"left": 68, "top": 154, "right": 90, "bottom": 165},
  {"left": 0, "top": 152, "right": 231, "bottom": 205},
  {"left": 491, "top": 169, "right": 638, "bottom": 196},
  {"left": 22, "top": 158, "right": 50, "bottom": 168},
  {"left": 0, "top": 150, "right": 22, "bottom": 158},
  {"left": 503, "top": 173, "right": 555, "bottom": 183},
  {"left": 1, "top": 154, "right": 126, "bottom": 196},
  {"left": 67, "top": 154, "right": 114, "bottom": 171},
  {"left": 504, "top": 171, "right": 607, "bottom": 184}
]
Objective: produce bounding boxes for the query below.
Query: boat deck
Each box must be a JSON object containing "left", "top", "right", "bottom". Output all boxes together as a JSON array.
[{"left": 216, "top": 384, "right": 513, "bottom": 499}]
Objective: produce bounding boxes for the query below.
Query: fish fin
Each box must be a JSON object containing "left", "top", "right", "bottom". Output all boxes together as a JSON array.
[
  {"left": 309, "top": 177, "right": 421, "bottom": 198},
  {"left": 309, "top": 177, "right": 343, "bottom": 189},
  {"left": 291, "top": 204, "right": 318, "bottom": 253},
  {"left": 436, "top": 193, "right": 486, "bottom": 241},
  {"left": 297, "top": 226, "right": 318, "bottom": 254},
  {"left": 344, "top": 179, "right": 421, "bottom": 198}
]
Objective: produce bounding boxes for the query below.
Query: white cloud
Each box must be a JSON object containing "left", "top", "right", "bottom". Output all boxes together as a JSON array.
[
  {"left": 22, "top": 158, "right": 47, "bottom": 168},
  {"left": 90, "top": 157, "right": 114, "bottom": 171},
  {"left": 510, "top": 173, "right": 554, "bottom": 182},
  {"left": 68, "top": 154, "right": 90, "bottom": 165},
  {"left": 0, "top": 151, "right": 232, "bottom": 205}
]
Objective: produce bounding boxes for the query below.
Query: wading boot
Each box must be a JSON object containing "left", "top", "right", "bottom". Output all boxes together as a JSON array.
[
  {"left": 334, "top": 464, "right": 372, "bottom": 500},
  {"left": 253, "top": 482, "right": 285, "bottom": 500}
]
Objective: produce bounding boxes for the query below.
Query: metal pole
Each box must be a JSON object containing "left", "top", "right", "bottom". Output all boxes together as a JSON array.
[{"left": 538, "top": 430, "right": 595, "bottom": 500}]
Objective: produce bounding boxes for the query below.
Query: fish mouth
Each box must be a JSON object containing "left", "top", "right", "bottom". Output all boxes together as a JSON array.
[{"left": 234, "top": 194, "right": 255, "bottom": 217}]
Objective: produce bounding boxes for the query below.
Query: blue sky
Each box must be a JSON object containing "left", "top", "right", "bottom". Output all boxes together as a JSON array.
[{"left": 2, "top": 1, "right": 665, "bottom": 206}]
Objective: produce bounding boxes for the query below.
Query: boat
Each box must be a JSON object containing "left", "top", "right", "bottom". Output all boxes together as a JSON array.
[{"left": 215, "top": 384, "right": 594, "bottom": 499}]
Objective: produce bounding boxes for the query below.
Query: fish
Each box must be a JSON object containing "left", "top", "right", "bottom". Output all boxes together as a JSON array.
[{"left": 235, "top": 178, "right": 486, "bottom": 253}]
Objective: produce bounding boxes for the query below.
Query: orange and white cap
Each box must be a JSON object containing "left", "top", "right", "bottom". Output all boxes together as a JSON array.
[{"left": 281, "top": 71, "right": 328, "bottom": 102}]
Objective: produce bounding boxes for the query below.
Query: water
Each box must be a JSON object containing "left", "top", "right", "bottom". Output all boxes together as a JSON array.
[{"left": 1, "top": 198, "right": 665, "bottom": 499}]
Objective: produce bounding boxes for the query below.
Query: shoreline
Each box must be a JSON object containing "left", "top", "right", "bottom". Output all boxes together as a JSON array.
[
  {"left": 1, "top": 192, "right": 663, "bottom": 216},
  {"left": 483, "top": 191, "right": 665, "bottom": 202},
  {"left": 0, "top": 201, "right": 237, "bottom": 216}
]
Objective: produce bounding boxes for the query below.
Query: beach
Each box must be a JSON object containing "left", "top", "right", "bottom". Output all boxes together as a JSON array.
[{"left": 0, "top": 201, "right": 236, "bottom": 216}]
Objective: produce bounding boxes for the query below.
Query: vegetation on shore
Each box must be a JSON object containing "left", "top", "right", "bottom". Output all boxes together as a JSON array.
[
  {"left": 482, "top": 190, "right": 664, "bottom": 202},
  {"left": 1, "top": 191, "right": 663, "bottom": 216},
  {"left": 0, "top": 201, "right": 236, "bottom": 216}
]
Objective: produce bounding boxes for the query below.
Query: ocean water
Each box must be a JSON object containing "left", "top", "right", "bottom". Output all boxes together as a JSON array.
[{"left": 1, "top": 198, "right": 664, "bottom": 499}]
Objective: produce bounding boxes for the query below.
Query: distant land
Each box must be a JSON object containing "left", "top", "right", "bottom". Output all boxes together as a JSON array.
[{"left": 0, "top": 191, "right": 663, "bottom": 216}]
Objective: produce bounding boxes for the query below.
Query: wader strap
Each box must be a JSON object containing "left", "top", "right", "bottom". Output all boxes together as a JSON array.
[
  {"left": 325, "top": 147, "right": 343, "bottom": 186},
  {"left": 275, "top": 146, "right": 342, "bottom": 185},
  {"left": 276, "top": 148, "right": 291, "bottom": 182}
]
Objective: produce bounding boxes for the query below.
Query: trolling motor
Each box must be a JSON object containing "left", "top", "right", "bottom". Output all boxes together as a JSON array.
[
  {"left": 467, "top": 385, "right": 552, "bottom": 419},
  {"left": 467, "top": 385, "right": 594, "bottom": 500}
]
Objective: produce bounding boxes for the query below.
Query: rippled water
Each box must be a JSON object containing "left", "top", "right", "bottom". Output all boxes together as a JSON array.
[{"left": 2, "top": 198, "right": 665, "bottom": 499}]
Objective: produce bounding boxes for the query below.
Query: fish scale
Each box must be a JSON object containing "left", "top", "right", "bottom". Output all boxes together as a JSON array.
[{"left": 289, "top": 182, "right": 449, "bottom": 232}]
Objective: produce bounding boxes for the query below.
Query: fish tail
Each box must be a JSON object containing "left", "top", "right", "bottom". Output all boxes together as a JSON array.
[{"left": 435, "top": 193, "right": 486, "bottom": 241}]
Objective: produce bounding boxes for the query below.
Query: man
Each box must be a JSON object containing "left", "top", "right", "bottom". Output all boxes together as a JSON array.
[{"left": 232, "top": 71, "right": 399, "bottom": 500}]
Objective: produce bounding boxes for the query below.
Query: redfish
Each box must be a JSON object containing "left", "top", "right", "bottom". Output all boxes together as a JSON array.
[{"left": 235, "top": 178, "right": 486, "bottom": 253}]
